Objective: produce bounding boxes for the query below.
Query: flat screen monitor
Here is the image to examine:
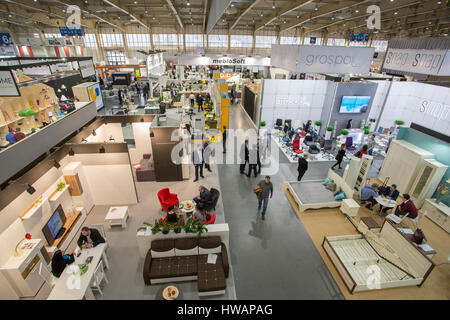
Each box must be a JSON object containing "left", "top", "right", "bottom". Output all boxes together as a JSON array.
[
  {"left": 339, "top": 96, "right": 371, "bottom": 113},
  {"left": 42, "top": 204, "right": 66, "bottom": 246}
]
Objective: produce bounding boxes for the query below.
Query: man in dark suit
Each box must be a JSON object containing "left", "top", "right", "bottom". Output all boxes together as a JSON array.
[
  {"left": 297, "top": 154, "right": 309, "bottom": 181},
  {"left": 222, "top": 126, "right": 227, "bottom": 154},
  {"left": 240, "top": 139, "right": 249, "bottom": 174},
  {"left": 77, "top": 227, "right": 105, "bottom": 249},
  {"left": 193, "top": 186, "right": 212, "bottom": 208},
  {"left": 193, "top": 145, "right": 204, "bottom": 182}
]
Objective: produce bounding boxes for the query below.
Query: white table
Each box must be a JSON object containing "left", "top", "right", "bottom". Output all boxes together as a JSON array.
[
  {"left": 47, "top": 243, "right": 108, "bottom": 300},
  {"left": 375, "top": 197, "right": 397, "bottom": 214},
  {"left": 105, "top": 206, "right": 129, "bottom": 229},
  {"left": 340, "top": 199, "right": 360, "bottom": 217},
  {"left": 179, "top": 200, "right": 195, "bottom": 215}
]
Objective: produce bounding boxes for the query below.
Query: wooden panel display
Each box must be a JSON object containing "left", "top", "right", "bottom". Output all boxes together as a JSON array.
[
  {"left": 64, "top": 174, "right": 83, "bottom": 196},
  {"left": 21, "top": 254, "right": 39, "bottom": 279}
]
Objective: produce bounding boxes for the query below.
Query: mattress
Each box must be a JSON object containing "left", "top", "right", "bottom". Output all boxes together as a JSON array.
[{"left": 288, "top": 181, "right": 338, "bottom": 204}]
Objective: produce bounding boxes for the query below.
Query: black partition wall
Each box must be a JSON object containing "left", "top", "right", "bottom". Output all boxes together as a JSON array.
[{"left": 243, "top": 86, "right": 258, "bottom": 125}]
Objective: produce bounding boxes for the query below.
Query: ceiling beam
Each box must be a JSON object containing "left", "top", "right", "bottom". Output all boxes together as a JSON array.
[
  {"left": 202, "top": 0, "right": 208, "bottom": 32},
  {"left": 255, "top": 0, "right": 314, "bottom": 31},
  {"left": 164, "top": 0, "right": 184, "bottom": 31},
  {"left": 280, "top": 0, "right": 371, "bottom": 33},
  {"left": 102, "top": 0, "right": 150, "bottom": 30},
  {"left": 229, "top": 0, "right": 263, "bottom": 31}
]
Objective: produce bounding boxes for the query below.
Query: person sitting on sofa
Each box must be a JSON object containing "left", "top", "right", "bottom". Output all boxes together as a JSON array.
[
  {"left": 361, "top": 183, "right": 379, "bottom": 210},
  {"left": 77, "top": 227, "right": 105, "bottom": 249},
  {"left": 166, "top": 205, "right": 179, "bottom": 223},
  {"left": 394, "top": 194, "right": 418, "bottom": 218},
  {"left": 193, "top": 204, "right": 207, "bottom": 222},
  {"left": 193, "top": 185, "right": 212, "bottom": 208}
]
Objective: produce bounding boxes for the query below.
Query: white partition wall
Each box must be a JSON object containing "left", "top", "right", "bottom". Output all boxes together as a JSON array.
[
  {"left": 378, "top": 82, "right": 450, "bottom": 135},
  {"left": 260, "top": 80, "right": 330, "bottom": 129}
]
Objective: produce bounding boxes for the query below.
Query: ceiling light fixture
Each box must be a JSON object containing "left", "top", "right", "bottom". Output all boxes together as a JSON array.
[
  {"left": 314, "top": 5, "right": 318, "bottom": 11},
  {"left": 68, "top": 148, "right": 75, "bottom": 156},
  {"left": 26, "top": 184, "right": 36, "bottom": 195},
  {"left": 99, "top": 146, "right": 105, "bottom": 153},
  {"left": 53, "top": 159, "right": 61, "bottom": 169},
  {"left": 187, "top": 0, "right": 190, "bottom": 6},
  {"left": 272, "top": 2, "right": 275, "bottom": 9},
  {"left": 394, "top": 11, "right": 398, "bottom": 15}
]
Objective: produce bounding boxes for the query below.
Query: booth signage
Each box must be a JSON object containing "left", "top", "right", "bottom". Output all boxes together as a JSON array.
[
  {"left": 0, "top": 70, "right": 19, "bottom": 96},
  {"left": 383, "top": 48, "right": 448, "bottom": 75},
  {"left": 23, "top": 65, "right": 52, "bottom": 76},
  {"left": 271, "top": 45, "right": 374, "bottom": 74},
  {"left": 348, "top": 33, "right": 369, "bottom": 42},
  {"left": 78, "top": 59, "right": 95, "bottom": 78},
  {"left": 0, "top": 46, "right": 16, "bottom": 57},
  {"left": 178, "top": 55, "right": 271, "bottom": 67},
  {"left": 60, "top": 27, "right": 85, "bottom": 37},
  {"left": 418, "top": 99, "right": 450, "bottom": 121},
  {"left": 310, "top": 37, "right": 316, "bottom": 45},
  {"left": 297, "top": 46, "right": 374, "bottom": 74},
  {"left": 50, "top": 62, "right": 73, "bottom": 73},
  {"left": 0, "top": 33, "right": 13, "bottom": 46}
]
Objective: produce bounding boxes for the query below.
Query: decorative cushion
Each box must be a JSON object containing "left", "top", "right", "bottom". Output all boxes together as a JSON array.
[
  {"left": 334, "top": 188, "right": 343, "bottom": 196},
  {"left": 198, "top": 236, "right": 222, "bottom": 254},
  {"left": 174, "top": 238, "right": 199, "bottom": 256},
  {"left": 334, "top": 192, "right": 345, "bottom": 200},
  {"left": 326, "top": 181, "right": 337, "bottom": 192},
  {"left": 151, "top": 239, "right": 175, "bottom": 257},
  {"left": 151, "top": 248, "right": 175, "bottom": 258},
  {"left": 323, "top": 178, "right": 333, "bottom": 186}
]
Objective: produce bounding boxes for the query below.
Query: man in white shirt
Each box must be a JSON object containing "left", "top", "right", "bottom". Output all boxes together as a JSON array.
[
  {"left": 192, "top": 145, "right": 204, "bottom": 182},
  {"left": 189, "top": 93, "right": 195, "bottom": 109}
]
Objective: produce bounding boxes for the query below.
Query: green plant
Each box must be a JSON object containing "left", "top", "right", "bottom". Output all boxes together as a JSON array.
[
  {"left": 57, "top": 182, "right": 65, "bottom": 191},
  {"left": 340, "top": 129, "right": 349, "bottom": 135},
  {"left": 173, "top": 225, "right": 182, "bottom": 233},
  {"left": 314, "top": 120, "right": 323, "bottom": 126},
  {"left": 395, "top": 120, "right": 404, "bottom": 125},
  {"left": 199, "top": 84, "right": 203, "bottom": 90},
  {"left": 145, "top": 219, "right": 162, "bottom": 235},
  {"left": 191, "top": 219, "right": 208, "bottom": 238},
  {"left": 259, "top": 121, "right": 266, "bottom": 127},
  {"left": 363, "top": 128, "right": 370, "bottom": 134},
  {"left": 326, "top": 126, "right": 334, "bottom": 131},
  {"left": 363, "top": 125, "right": 370, "bottom": 130},
  {"left": 162, "top": 224, "right": 171, "bottom": 234},
  {"left": 188, "top": 84, "right": 192, "bottom": 91}
]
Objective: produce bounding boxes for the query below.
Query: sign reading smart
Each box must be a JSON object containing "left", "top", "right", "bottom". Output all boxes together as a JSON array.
[
  {"left": 0, "top": 70, "right": 20, "bottom": 96},
  {"left": 383, "top": 48, "right": 448, "bottom": 75},
  {"left": 297, "top": 46, "right": 374, "bottom": 74}
]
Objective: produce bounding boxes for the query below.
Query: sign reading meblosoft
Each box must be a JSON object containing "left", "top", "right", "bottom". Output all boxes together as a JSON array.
[
  {"left": 178, "top": 55, "right": 271, "bottom": 66},
  {"left": 78, "top": 59, "right": 95, "bottom": 78},
  {"left": 383, "top": 48, "right": 449, "bottom": 76},
  {"left": 0, "top": 70, "right": 19, "bottom": 96}
]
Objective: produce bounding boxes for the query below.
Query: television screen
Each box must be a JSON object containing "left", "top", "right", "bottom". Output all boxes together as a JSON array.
[
  {"left": 339, "top": 96, "right": 371, "bottom": 113},
  {"left": 42, "top": 205, "right": 66, "bottom": 245}
]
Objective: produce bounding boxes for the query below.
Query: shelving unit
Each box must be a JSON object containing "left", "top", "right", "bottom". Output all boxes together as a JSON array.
[{"left": 19, "top": 196, "right": 47, "bottom": 221}]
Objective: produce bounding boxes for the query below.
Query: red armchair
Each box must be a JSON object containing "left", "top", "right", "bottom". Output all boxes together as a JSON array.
[
  {"left": 157, "top": 188, "right": 179, "bottom": 212},
  {"left": 202, "top": 212, "right": 216, "bottom": 225}
]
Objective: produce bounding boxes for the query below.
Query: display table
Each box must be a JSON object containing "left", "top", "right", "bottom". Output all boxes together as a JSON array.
[
  {"left": 375, "top": 197, "right": 397, "bottom": 215},
  {"left": 105, "top": 206, "right": 129, "bottom": 229},
  {"left": 179, "top": 200, "right": 195, "bottom": 215},
  {"left": 340, "top": 199, "right": 360, "bottom": 217}
]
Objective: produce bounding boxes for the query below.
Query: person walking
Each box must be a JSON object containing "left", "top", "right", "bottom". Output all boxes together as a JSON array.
[
  {"left": 256, "top": 176, "right": 273, "bottom": 220},
  {"left": 203, "top": 139, "right": 212, "bottom": 173},
  {"left": 256, "top": 139, "right": 262, "bottom": 174},
  {"left": 332, "top": 143, "right": 346, "bottom": 170},
  {"left": 192, "top": 145, "right": 204, "bottom": 182},
  {"left": 222, "top": 126, "right": 227, "bottom": 153},
  {"left": 247, "top": 143, "right": 258, "bottom": 178},
  {"left": 297, "top": 153, "right": 309, "bottom": 181},
  {"left": 197, "top": 94, "right": 204, "bottom": 112},
  {"left": 240, "top": 139, "right": 249, "bottom": 174},
  {"left": 143, "top": 83, "right": 150, "bottom": 101},
  {"left": 136, "top": 82, "right": 141, "bottom": 96},
  {"left": 118, "top": 88, "right": 123, "bottom": 105},
  {"left": 189, "top": 93, "right": 195, "bottom": 109}
]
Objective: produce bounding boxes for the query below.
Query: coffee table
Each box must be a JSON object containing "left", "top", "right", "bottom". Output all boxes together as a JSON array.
[
  {"left": 375, "top": 197, "right": 397, "bottom": 215},
  {"left": 105, "top": 206, "right": 129, "bottom": 229},
  {"left": 179, "top": 200, "right": 195, "bottom": 215},
  {"left": 155, "top": 284, "right": 183, "bottom": 300}
]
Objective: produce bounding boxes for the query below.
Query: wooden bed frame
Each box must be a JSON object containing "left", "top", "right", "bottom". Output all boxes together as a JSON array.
[
  {"left": 322, "top": 220, "right": 435, "bottom": 293},
  {"left": 286, "top": 169, "right": 354, "bottom": 212}
]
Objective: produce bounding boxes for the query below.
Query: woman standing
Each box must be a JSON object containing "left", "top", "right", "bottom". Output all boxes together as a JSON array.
[
  {"left": 346, "top": 119, "right": 353, "bottom": 129},
  {"left": 332, "top": 143, "right": 346, "bottom": 170}
]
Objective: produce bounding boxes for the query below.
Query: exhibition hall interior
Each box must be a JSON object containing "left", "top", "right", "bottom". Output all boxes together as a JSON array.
[{"left": 0, "top": 0, "right": 450, "bottom": 302}]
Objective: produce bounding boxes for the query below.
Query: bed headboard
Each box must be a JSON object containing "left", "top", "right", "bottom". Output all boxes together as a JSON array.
[{"left": 328, "top": 169, "right": 354, "bottom": 199}]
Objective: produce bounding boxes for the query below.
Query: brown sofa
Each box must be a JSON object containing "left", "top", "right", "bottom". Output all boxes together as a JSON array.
[
  {"left": 143, "top": 236, "right": 229, "bottom": 296},
  {"left": 136, "top": 153, "right": 156, "bottom": 181}
]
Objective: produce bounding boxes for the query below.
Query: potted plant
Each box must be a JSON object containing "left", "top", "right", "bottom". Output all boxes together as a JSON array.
[
  {"left": 199, "top": 84, "right": 203, "bottom": 91},
  {"left": 161, "top": 224, "right": 171, "bottom": 235},
  {"left": 314, "top": 120, "right": 323, "bottom": 132},
  {"left": 340, "top": 129, "right": 349, "bottom": 136},
  {"left": 191, "top": 219, "right": 208, "bottom": 238},
  {"left": 57, "top": 182, "right": 65, "bottom": 191},
  {"left": 395, "top": 120, "right": 404, "bottom": 128},
  {"left": 435, "top": 183, "right": 448, "bottom": 204},
  {"left": 259, "top": 121, "right": 266, "bottom": 127},
  {"left": 188, "top": 84, "right": 192, "bottom": 91},
  {"left": 144, "top": 219, "right": 162, "bottom": 235},
  {"left": 325, "top": 125, "right": 333, "bottom": 140}
]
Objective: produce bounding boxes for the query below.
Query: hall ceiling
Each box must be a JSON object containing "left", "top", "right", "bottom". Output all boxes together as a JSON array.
[{"left": 0, "top": 0, "right": 448, "bottom": 38}]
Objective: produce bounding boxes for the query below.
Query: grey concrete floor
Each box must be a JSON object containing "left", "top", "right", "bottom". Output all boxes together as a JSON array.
[{"left": 218, "top": 102, "right": 344, "bottom": 299}]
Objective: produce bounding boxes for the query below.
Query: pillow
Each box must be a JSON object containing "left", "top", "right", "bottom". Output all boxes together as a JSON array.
[
  {"left": 198, "top": 236, "right": 222, "bottom": 254},
  {"left": 326, "top": 181, "right": 337, "bottom": 192},
  {"left": 151, "top": 248, "right": 175, "bottom": 258},
  {"left": 322, "top": 178, "right": 333, "bottom": 186},
  {"left": 334, "top": 188, "right": 343, "bottom": 196},
  {"left": 334, "top": 192, "right": 345, "bottom": 200}
]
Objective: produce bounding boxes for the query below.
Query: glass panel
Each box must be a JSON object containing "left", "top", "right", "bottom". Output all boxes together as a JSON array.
[{"left": 412, "top": 166, "right": 433, "bottom": 198}]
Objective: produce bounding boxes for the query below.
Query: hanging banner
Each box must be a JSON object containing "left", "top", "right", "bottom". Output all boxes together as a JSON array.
[
  {"left": 0, "top": 70, "right": 19, "bottom": 96},
  {"left": 310, "top": 37, "right": 316, "bottom": 45},
  {"left": 271, "top": 45, "right": 374, "bottom": 74},
  {"left": 383, "top": 48, "right": 449, "bottom": 76},
  {"left": 60, "top": 27, "right": 85, "bottom": 37},
  {"left": 178, "top": 54, "right": 271, "bottom": 66},
  {"left": 0, "top": 33, "right": 13, "bottom": 46},
  {"left": 348, "top": 33, "right": 369, "bottom": 42}
]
